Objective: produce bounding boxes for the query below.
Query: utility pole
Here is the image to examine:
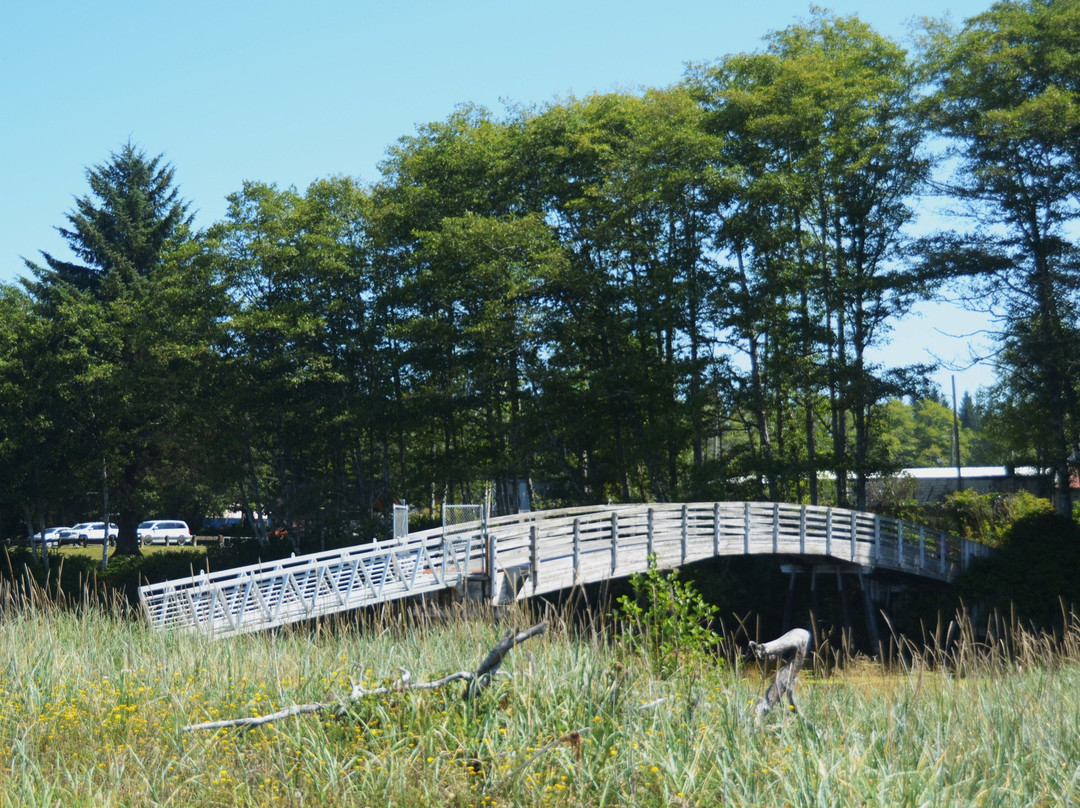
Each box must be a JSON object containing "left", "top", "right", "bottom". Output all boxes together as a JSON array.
[{"left": 951, "top": 376, "right": 963, "bottom": 494}]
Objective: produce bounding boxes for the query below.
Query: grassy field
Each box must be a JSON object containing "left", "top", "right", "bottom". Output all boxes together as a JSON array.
[
  {"left": 44, "top": 542, "right": 211, "bottom": 559},
  {"left": 1, "top": 583, "right": 1078, "bottom": 807}
]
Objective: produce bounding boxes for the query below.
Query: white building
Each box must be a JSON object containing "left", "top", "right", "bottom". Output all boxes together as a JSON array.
[{"left": 894, "top": 466, "right": 1050, "bottom": 504}]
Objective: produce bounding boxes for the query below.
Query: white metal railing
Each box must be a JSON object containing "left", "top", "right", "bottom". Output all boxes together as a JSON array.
[
  {"left": 139, "top": 502, "right": 992, "bottom": 635},
  {"left": 392, "top": 504, "right": 410, "bottom": 542},
  {"left": 138, "top": 531, "right": 478, "bottom": 637}
]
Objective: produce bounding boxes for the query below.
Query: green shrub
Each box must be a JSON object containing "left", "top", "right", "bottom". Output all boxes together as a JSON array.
[
  {"left": 940, "top": 488, "right": 999, "bottom": 542},
  {"left": 1, "top": 546, "right": 106, "bottom": 602},
  {"left": 934, "top": 489, "right": 1054, "bottom": 546},
  {"left": 612, "top": 556, "right": 722, "bottom": 677},
  {"left": 957, "top": 511, "right": 1080, "bottom": 628},
  {"left": 873, "top": 473, "right": 920, "bottom": 515},
  {"left": 1004, "top": 489, "right": 1058, "bottom": 522}
]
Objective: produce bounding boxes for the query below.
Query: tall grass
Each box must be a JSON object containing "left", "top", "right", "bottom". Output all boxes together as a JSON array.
[{"left": 1, "top": 589, "right": 1080, "bottom": 806}]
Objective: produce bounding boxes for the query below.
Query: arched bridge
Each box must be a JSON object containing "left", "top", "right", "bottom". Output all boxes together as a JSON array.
[{"left": 138, "top": 502, "right": 993, "bottom": 638}]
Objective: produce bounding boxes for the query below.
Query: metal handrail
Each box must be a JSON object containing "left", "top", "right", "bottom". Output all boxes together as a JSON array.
[{"left": 138, "top": 531, "right": 479, "bottom": 637}]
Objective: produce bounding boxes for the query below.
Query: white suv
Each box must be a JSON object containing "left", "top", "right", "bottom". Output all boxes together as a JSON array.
[
  {"left": 137, "top": 520, "right": 192, "bottom": 546},
  {"left": 71, "top": 522, "right": 119, "bottom": 545}
]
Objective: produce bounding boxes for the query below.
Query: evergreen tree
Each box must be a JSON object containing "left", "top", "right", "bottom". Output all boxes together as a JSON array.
[
  {"left": 23, "top": 143, "right": 214, "bottom": 556},
  {"left": 958, "top": 390, "right": 980, "bottom": 431}
]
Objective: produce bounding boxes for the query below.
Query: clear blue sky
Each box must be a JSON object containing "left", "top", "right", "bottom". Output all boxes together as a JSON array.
[{"left": 3, "top": 0, "right": 997, "bottom": 395}]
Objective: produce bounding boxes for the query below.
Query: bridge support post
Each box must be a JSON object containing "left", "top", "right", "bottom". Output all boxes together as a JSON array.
[
  {"left": 771, "top": 504, "right": 779, "bottom": 554},
  {"left": 713, "top": 502, "right": 720, "bottom": 557},
  {"left": 486, "top": 532, "right": 497, "bottom": 601},
  {"left": 859, "top": 571, "right": 881, "bottom": 654},
  {"left": 836, "top": 568, "right": 851, "bottom": 649},
  {"left": 873, "top": 516, "right": 881, "bottom": 564},
  {"left": 681, "top": 505, "right": 688, "bottom": 566},
  {"left": 743, "top": 503, "right": 751, "bottom": 555},
  {"left": 610, "top": 512, "right": 618, "bottom": 574},
  {"left": 782, "top": 567, "right": 798, "bottom": 631},
  {"left": 530, "top": 525, "right": 539, "bottom": 595}
]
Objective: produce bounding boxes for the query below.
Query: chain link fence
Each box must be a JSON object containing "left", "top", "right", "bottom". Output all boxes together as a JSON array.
[
  {"left": 441, "top": 503, "right": 485, "bottom": 532},
  {"left": 392, "top": 503, "right": 410, "bottom": 542}
]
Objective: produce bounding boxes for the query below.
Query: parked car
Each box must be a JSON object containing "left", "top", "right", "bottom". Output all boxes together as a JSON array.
[
  {"left": 53, "top": 528, "right": 80, "bottom": 545},
  {"left": 70, "top": 522, "right": 118, "bottom": 545},
  {"left": 137, "top": 520, "right": 192, "bottom": 546},
  {"left": 31, "top": 526, "right": 70, "bottom": 547}
]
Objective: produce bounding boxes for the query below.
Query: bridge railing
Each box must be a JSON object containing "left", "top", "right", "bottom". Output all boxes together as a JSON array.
[
  {"left": 138, "top": 501, "right": 993, "bottom": 635},
  {"left": 473, "top": 502, "right": 992, "bottom": 599},
  {"left": 138, "top": 530, "right": 479, "bottom": 637}
]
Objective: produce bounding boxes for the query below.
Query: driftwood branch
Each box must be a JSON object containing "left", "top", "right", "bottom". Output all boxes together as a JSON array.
[
  {"left": 347, "top": 668, "right": 474, "bottom": 701},
  {"left": 179, "top": 701, "right": 334, "bottom": 732},
  {"left": 749, "top": 628, "right": 810, "bottom": 721},
  {"left": 181, "top": 621, "right": 549, "bottom": 732},
  {"left": 465, "top": 621, "right": 550, "bottom": 700}
]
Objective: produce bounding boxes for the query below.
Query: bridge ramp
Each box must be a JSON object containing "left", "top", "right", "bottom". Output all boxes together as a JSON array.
[{"left": 138, "top": 532, "right": 477, "bottom": 638}]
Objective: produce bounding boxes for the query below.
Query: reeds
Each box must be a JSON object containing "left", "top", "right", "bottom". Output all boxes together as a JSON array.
[
  {"left": 877, "top": 600, "right": 1080, "bottom": 676},
  {"left": 1, "top": 598, "right": 1078, "bottom": 806},
  {"left": 0, "top": 550, "right": 134, "bottom": 618}
]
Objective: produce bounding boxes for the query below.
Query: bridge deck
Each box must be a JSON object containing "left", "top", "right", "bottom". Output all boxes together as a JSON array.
[{"left": 138, "top": 502, "right": 992, "bottom": 637}]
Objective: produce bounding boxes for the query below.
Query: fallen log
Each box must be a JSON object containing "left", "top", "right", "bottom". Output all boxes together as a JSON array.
[{"left": 181, "top": 621, "right": 549, "bottom": 732}]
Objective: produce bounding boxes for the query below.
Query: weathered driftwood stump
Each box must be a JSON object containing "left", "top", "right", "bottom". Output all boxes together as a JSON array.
[{"left": 749, "top": 627, "right": 810, "bottom": 721}]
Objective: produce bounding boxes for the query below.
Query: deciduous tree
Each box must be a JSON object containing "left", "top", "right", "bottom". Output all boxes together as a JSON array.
[
  {"left": 923, "top": 0, "right": 1080, "bottom": 513},
  {"left": 691, "top": 11, "right": 933, "bottom": 507}
]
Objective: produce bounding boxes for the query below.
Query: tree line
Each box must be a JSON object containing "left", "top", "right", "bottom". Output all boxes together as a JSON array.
[{"left": 2, "top": 2, "right": 1079, "bottom": 554}]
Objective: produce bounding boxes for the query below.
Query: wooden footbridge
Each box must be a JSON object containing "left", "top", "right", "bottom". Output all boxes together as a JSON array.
[{"left": 138, "top": 502, "right": 993, "bottom": 638}]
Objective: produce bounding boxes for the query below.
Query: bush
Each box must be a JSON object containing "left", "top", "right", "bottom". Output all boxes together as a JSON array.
[
  {"left": 612, "top": 556, "right": 723, "bottom": 677},
  {"left": 917, "top": 489, "right": 1055, "bottom": 547},
  {"left": 956, "top": 511, "right": 1080, "bottom": 629},
  {"left": 871, "top": 473, "right": 920, "bottom": 515},
  {"left": 2, "top": 546, "right": 105, "bottom": 600},
  {"left": 0, "top": 539, "right": 305, "bottom": 609}
]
